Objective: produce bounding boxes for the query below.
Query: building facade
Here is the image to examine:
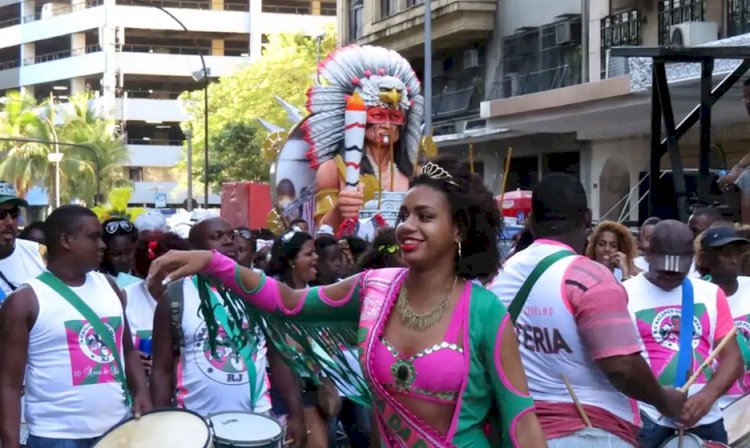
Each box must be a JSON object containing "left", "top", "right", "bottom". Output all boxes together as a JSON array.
[
  {"left": 0, "top": 0, "right": 334, "bottom": 205},
  {"left": 338, "top": 0, "right": 750, "bottom": 224}
]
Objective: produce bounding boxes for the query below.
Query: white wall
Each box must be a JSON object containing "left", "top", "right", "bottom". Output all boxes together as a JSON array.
[
  {"left": 113, "top": 5, "right": 250, "bottom": 33},
  {"left": 259, "top": 12, "right": 334, "bottom": 36},
  {"left": 127, "top": 144, "right": 182, "bottom": 167},
  {"left": 118, "top": 52, "right": 249, "bottom": 77},
  {"left": 501, "top": 0, "right": 580, "bottom": 33},
  {"left": 0, "top": 6, "right": 105, "bottom": 49},
  {"left": 116, "top": 97, "right": 188, "bottom": 122},
  {"left": 589, "top": 138, "right": 649, "bottom": 221},
  {"left": 16, "top": 51, "right": 105, "bottom": 86}
]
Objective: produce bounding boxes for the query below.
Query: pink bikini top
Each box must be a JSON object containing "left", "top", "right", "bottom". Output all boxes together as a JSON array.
[{"left": 371, "top": 281, "right": 470, "bottom": 404}]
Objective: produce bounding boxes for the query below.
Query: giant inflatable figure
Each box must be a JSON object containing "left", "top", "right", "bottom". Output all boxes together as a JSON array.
[{"left": 262, "top": 45, "right": 424, "bottom": 237}]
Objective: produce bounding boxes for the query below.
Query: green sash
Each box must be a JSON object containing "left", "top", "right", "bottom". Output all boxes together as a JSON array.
[
  {"left": 195, "top": 276, "right": 262, "bottom": 407},
  {"left": 508, "top": 250, "right": 576, "bottom": 323},
  {"left": 37, "top": 271, "right": 132, "bottom": 407}
]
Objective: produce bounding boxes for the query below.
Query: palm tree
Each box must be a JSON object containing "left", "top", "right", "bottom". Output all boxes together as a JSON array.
[
  {"left": 60, "top": 95, "right": 130, "bottom": 204},
  {"left": 0, "top": 92, "right": 130, "bottom": 205}
]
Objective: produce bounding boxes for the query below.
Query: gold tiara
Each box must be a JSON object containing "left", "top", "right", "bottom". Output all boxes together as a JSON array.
[{"left": 419, "top": 162, "right": 459, "bottom": 187}]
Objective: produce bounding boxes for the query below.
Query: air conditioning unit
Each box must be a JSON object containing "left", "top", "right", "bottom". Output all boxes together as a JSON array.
[
  {"left": 463, "top": 49, "right": 480, "bottom": 69},
  {"left": 669, "top": 21, "right": 718, "bottom": 47},
  {"left": 555, "top": 21, "right": 573, "bottom": 45},
  {"left": 605, "top": 49, "right": 629, "bottom": 78}
]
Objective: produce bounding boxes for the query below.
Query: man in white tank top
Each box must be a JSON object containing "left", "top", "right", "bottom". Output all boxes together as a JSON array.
[
  {"left": 0, "top": 205, "right": 152, "bottom": 448},
  {"left": 0, "top": 182, "right": 45, "bottom": 302},
  {"left": 150, "top": 217, "right": 308, "bottom": 447},
  {"left": 491, "top": 174, "right": 686, "bottom": 447},
  {"left": 624, "top": 220, "right": 743, "bottom": 447}
]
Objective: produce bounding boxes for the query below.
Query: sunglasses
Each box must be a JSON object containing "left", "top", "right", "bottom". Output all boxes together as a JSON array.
[
  {"left": 104, "top": 220, "right": 134, "bottom": 234},
  {"left": 0, "top": 207, "right": 20, "bottom": 220},
  {"left": 235, "top": 229, "right": 253, "bottom": 241}
]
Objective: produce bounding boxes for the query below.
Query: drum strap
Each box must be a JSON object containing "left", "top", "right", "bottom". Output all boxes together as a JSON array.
[
  {"left": 508, "top": 250, "right": 576, "bottom": 324},
  {"left": 195, "top": 276, "right": 262, "bottom": 407},
  {"left": 37, "top": 271, "right": 133, "bottom": 408},
  {"left": 674, "top": 277, "right": 694, "bottom": 388},
  {"left": 166, "top": 278, "right": 186, "bottom": 359}
]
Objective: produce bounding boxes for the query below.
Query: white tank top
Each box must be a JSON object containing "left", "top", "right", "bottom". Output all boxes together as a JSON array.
[
  {"left": 24, "top": 272, "right": 130, "bottom": 439},
  {"left": 124, "top": 280, "right": 156, "bottom": 344},
  {"left": 718, "top": 276, "right": 750, "bottom": 410},
  {"left": 492, "top": 242, "right": 639, "bottom": 424},
  {"left": 624, "top": 274, "right": 723, "bottom": 427},
  {"left": 0, "top": 239, "right": 45, "bottom": 300},
  {"left": 176, "top": 278, "right": 271, "bottom": 416}
]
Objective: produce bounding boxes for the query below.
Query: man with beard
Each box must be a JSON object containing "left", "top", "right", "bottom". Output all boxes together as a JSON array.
[
  {"left": 623, "top": 220, "right": 743, "bottom": 447},
  {"left": 0, "top": 182, "right": 45, "bottom": 303},
  {"left": 0, "top": 205, "right": 151, "bottom": 448},
  {"left": 150, "top": 217, "right": 307, "bottom": 447}
]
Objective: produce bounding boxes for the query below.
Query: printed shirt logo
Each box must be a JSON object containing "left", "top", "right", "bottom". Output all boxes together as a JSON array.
[
  {"left": 192, "top": 322, "right": 261, "bottom": 385},
  {"left": 635, "top": 304, "right": 712, "bottom": 386},
  {"left": 64, "top": 317, "right": 123, "bottom": 386}
]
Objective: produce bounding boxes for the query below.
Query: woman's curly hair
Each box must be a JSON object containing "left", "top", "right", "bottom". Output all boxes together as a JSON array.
[
  {"left": 409, "top": 155, "right": 502, "bottom": 279},
  {"left": 585, "top": 220, "right": 639, "bottom": 268}
]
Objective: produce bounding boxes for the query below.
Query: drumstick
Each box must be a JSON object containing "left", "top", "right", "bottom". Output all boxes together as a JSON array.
[
  {"left": 562, "top": 374, "right": 592, "bottom": 427},
  {"left": 678, "top": 427, "right": 685, "bottom": 448},
  {"left": 658, "top": 326, "right": 738, "bottom": 422},
  {"left": 679, "top": 326, "right": 737, "bottom": 394}
]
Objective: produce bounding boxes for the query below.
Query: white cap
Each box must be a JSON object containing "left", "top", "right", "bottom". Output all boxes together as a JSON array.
[
  {"left": 134, "top": 210, "right": 168, "bottom": 233},
  {"left": 316, "top": 224, "right": 334, "bottom": 236}
]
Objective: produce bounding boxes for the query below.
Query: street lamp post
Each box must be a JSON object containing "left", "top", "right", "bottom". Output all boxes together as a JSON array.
[
  {"left": 128, "top": 0, "right": 210, "bottom": 207},
  {"left": 0, "top": 137, "right": 101, "bottom": 206}
]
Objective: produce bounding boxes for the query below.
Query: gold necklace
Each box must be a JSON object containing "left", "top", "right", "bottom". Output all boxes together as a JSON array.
[{"left": 395, "top": 276, "right": 457, "bottom": 332}]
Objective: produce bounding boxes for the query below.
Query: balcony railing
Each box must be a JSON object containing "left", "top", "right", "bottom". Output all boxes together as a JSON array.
[
  {"left": 116, "top": 0, "right": 248, "bottom": 11},
  {"left": 0, "top": 16, "right": 21, "bottom": 28},
  {"left": 728, "top": 0, "right": 750, "bottom": 37},
  {"left": 126, "top": 89, "right": 186, "bottom": 99},
  {"left": 128, "top": 138, "right": 183, "bottom": 145},
  {"left": 0, "top": 59, "right": 20, "bottom": 71},
  {"left": 658, "top": 0, "right": 705, "bottom": 45},
  {"left": 22, "top": 0, "right": 103, "bottom": 24},
  {"left": 120, "top": 44, "right": 210, "bottom": 55},
  {"left": 600, "top": 9, "right": 641, "bottom": 78},
  {"left": 23, "top": 44, "right": 100, "bottom": 65}
]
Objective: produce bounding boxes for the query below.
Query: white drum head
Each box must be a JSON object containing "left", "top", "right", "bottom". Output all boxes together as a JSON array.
[
  {"left": 95, "top": 410, "right": 210, "bottom": 448},
  {"left": 660, "top": 433, "right": 705, "bottom": 448},
  {"left": 210, "top": 412, "right": 282, "bottom": 445}
]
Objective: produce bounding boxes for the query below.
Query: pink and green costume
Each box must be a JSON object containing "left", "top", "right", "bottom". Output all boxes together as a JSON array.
[{"left": 201, "top": 251, "right": 535, "bottom": 447}]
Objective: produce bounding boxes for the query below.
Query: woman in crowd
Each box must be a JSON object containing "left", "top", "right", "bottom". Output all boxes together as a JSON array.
[
  {"left": 355, "top": 228, "right": 404, "bottom": 272},
  {"left": 234, "top": 226, "right": 256, "bottom": 269},
  {"left": 125, "top": 232, "right": 188, "bottom": 375},
  {"left": 266, "top": 230, "right": 330, "bottom": 448},
  {"left": 585, "top": 220, "right": 640, "bottom": 281},
  {"left": 149, "top": 156, "right": 546, "bottom": 447},
  {"left": 100, "top": 218, "right": 138, "bottom": 277}
]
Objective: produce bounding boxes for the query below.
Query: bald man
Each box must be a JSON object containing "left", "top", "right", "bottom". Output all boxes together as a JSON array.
[
  {"left": 623, "top": 220, "right": 742, "bottom": 447},
  {"left": 150, "top": 218, "right": 308, "bottom": 447}
]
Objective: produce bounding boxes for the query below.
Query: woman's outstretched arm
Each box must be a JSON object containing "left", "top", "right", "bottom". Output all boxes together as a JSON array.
[{"left": 148, "top": 250, "right": 361, "bottom": 322}]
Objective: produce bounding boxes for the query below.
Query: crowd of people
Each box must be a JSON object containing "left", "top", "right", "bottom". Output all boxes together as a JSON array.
[{"left": 0, "top": 155, "right": 747, "bottom": 448}]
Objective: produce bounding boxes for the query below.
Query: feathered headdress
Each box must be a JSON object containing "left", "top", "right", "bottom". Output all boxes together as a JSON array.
[
  {"left": 303, "top": 45, "right": 424, "bottom": 169},
  {"left": 92, "top": 188, "right": 146, "bottom": 223}
]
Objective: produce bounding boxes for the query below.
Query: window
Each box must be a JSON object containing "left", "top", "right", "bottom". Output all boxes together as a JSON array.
[
  {"left": 349, "top": 0, "right": 363, "bottom": 41},
  {"left": 658, "top": 0, "right": 705, "bottom": 44},
  {"left": 381, "top": 0, "right": 397, "bottom": 18},
  {"left": 728, "top": 0, "right": 750, "bottom": 37},
  {"left": 600, "top": 9, "right": 641, "bottom": 78},
  {"left": 407, "top": 0, "right": 423, "bottom": 6},
  {"left": 128, "top": 167, "right": 143, "bottom": 182}
]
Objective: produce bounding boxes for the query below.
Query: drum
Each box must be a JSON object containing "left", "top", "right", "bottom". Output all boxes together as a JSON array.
[
  {"left": 93, "top": 409, "right": 212, "bottom": 448},
  {"left": 209, "top": 412, "right": 284, "bottom": 448},
  {"left": 659, "top": 433, "right": 731, "bottom": 447},
  {"left": 723, "top": 394, "right": 750, "bottom": 447}
]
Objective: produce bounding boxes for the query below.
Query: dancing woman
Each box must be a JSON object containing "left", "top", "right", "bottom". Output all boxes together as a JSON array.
[{"left": 148, "top": 157, "right": 546, "bottom": 448}]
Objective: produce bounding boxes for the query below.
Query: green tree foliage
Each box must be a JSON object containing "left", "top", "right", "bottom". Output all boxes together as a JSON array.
[
  {"left": 179, "top": 28, "right": 337, "bottom": 192},
  {"left": 0, "top": 91, "right": 129, "bottom": 205}
]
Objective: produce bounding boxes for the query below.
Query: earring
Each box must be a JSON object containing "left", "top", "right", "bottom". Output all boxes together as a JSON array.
[{"left": 457, "top": 240, "right": 462, "bottom": 259}]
